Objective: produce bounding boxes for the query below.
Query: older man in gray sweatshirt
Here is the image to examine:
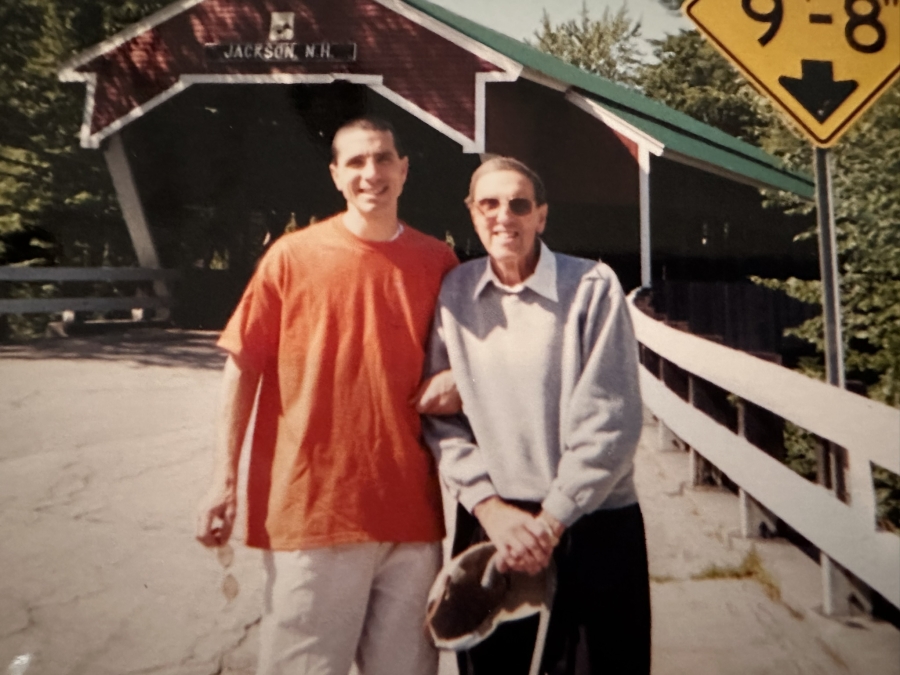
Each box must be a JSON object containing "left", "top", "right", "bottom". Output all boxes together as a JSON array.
[{"left": 423, "top": 157, "right": 650, "bottom": 675}]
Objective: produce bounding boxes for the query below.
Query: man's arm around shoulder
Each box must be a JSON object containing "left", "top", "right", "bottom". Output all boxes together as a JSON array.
[{"left": 195, "top": 354, "right": 261, "bottom": 547}]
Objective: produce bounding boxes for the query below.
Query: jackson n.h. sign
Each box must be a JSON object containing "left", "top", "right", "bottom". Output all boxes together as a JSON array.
[{"left": 204, "top": 42, "right": 357, "bottom": 63}]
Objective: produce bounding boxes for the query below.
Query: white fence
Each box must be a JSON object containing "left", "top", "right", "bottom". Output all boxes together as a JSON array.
[
  {"left": 628, "top": 291, "right": 900, "bottom": 614},
  {"left": 0, "top": 267, "right": 177, "bottom": 316}
]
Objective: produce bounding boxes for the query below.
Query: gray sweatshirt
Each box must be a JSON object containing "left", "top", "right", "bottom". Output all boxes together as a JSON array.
[{"left": 423, "top": 242, "right": 643, "bottom": 527}]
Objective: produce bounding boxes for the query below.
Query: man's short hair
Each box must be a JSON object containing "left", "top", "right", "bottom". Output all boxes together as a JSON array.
[
  {"left": 465, "top": 156, "right": 547, "bottom": 206},
  {"left": 331, "top": 116, "right": 406, "bottom": 162}
]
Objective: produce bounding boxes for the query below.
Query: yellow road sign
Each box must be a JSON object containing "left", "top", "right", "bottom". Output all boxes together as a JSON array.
[{"left": 684, "top": 0, "right": 900, "bottom": 146}]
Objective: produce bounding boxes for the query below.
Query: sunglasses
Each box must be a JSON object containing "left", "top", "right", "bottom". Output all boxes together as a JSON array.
[{"left": 472, "top": 197, "right": 535, "bottom": 217}]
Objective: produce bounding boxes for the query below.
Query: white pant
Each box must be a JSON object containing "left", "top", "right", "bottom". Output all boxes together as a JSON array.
[{"left": 257, "top": 541, "right": 441, "bottom": 675}]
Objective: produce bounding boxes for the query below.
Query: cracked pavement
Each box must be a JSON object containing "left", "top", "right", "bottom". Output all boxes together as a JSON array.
[
  {"left": 1, "top": 330, "right": 898, "bottom": 675},
  {"left": 0, "top": 331, "right": 259, "bottom": 675}
]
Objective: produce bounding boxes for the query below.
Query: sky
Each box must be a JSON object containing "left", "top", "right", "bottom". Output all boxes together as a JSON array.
[{"left": 427, "top": 0, "right": 691, "bottom": 49}]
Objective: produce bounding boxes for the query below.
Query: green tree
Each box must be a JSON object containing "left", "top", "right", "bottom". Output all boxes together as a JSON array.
[
  {"left": 639, "top": 30, "right": 776, "bottom": 144},
  {"left": 0, "top": 0, "right": 57, "bottom": 266},
  {"left": 755, "top": 82, "right": 900, "bottom": 407},
  {"left": 531, "top": 2, "right": 644, "bottom": 86},
  {"left": 0, "top": 0, "right": 171, "bottom": 268},
  {"left": 634, "top": 29, "right": 900, "bottom": 408}
]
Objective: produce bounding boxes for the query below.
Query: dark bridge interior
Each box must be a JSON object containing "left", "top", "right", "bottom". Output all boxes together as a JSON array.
[
  {"left": 119, "top": 80, "right": 816, "bottom": 328},
  {"left": 121, "top": 82, "right": 482, "bottom": 325}
]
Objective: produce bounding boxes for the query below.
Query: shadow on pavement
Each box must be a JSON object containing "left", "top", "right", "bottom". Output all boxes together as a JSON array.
[{"left": 0, "top": 328, "right": 226, "bottom": 370}]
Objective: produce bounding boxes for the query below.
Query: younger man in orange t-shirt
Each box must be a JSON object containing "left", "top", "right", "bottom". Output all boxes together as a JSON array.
[{"left": 195, "top": 117, "right": 457, "bottom": 675}]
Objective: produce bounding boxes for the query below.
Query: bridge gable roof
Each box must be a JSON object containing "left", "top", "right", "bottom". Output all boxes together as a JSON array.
[
  {"left": 59, "top": 0, "right": 813, "bottom": 197},
  {"left": 404, "top": 0, "right": 813, "bottom": 197}
]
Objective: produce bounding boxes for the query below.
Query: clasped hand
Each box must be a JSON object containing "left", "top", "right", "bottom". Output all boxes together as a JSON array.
[{"left": 473, "top": 496, "right": 564, "bottom": 575}]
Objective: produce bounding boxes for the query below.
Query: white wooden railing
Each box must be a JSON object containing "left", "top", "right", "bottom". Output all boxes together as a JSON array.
[
  {"left": 628, "top": 291, "right": 900, "bottom": 614},
  {"left": 0, "top": 267, "right": 177, "bottom": 316}
]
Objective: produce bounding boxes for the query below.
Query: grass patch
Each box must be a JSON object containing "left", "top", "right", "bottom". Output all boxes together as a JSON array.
[
  {"left": 649, "top": 574, "right": 676, "bottom": 584},
  {"left": 691, "top": 547, "right": 782, "bottom": 603}
]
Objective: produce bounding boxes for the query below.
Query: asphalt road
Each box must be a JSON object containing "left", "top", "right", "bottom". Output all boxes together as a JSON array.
[{"left": 1, "top": 330, "right": 897, "bottom": 675}]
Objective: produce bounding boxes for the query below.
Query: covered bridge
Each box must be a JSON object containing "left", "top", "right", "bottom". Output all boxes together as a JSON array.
[{"left": 59, "top": 0, "right": 815, "bottom": 326}]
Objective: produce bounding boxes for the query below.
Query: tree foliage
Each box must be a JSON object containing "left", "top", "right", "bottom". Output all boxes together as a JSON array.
[
  {"left": 530, "top": 2, "right": 644, "bottom": 87},
  {"left": 755, "top": 82, "right": 900, "bottom": 406},
  {"left": 639, "top": 30, "right": 777, "bottom": 144},
  {"left": 645, "top": 31, "right": 900, "bottom": 407},
  {"left": 0, "top": 0, "right": 171, "bottom": 267}
]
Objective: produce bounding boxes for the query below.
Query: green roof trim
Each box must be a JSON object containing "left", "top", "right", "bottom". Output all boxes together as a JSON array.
[{"left": 403, "top": 0, "right": 814, "bottom": 198}]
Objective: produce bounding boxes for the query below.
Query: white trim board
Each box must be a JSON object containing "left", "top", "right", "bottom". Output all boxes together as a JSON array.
[
  {"left": 181, "top": 73, "right": 382, "bottom": 85},
  {"left": 638, "top": 146, "right": 651, "bottom": 289},
  {"left": 661, "top": 148, "right": 800, "bottom": 194},
  {"left": 518, "top": 67, "right": 569, "bottom": 93},
  {"left": 566, "top": 91, "right": 807, "bottom": 196},
  {"left": 0, "top": 296, "right": 172, "bottom": 315},
  {"left": 58, "top": 0, "right": 207, "bottom": 73},
  {"left": 373, "top": 0, "right": 522, "bottom": 75},
  {"left": 68, "top": 75, "right": 189, "bottom": 149},
  {"left": 370, "top": 85, "right": 473, "bottom": 151},
  {"left": 565, "top": 92, "right": 664, "bottom": 156},
  {"left": 0, "top": 267, "right": 179, "bottom": 282},
  {"left": 62, "top": 71, "right": 512, "bottom": 151}
]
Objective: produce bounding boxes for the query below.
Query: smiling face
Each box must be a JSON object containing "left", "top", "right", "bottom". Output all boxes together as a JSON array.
[
  {"left": 329, "top": 128, "right": 409, "bottom": 217},
  {"left": 469, "top": 169, "right": 548, "bottom": 274}
]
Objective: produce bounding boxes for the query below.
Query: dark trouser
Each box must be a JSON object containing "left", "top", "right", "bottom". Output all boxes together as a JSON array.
[{"left": 453, "top": 502, "right": 651, "bottom": 675}]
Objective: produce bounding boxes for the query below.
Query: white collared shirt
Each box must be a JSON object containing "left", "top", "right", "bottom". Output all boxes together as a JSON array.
[{"left": 473, "top": 240, "right": 559, "bottom": 302}]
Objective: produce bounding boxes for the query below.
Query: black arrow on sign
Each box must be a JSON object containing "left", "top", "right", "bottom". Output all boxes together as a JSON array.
[{"left": 779, "top": 60, "right": 858, "bottom": 123}]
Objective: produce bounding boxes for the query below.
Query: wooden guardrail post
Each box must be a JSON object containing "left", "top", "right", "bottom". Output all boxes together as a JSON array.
[
  {"left": 735, "top": 399, "right": 783, "bottom": 538},
  {"left": 738, "top": 489, "right": 777, "bottom": 539},
  {"left": 641, "top": 348, "right": 682, "bottom": 453},
  {"left": 816, "top": 440, "right": 848, "bottom": 502},
  {"left": 686, "top": 374, "right": 709, "bottom": 485},
  {"left": 661, "top": 358, "right": 687, "bottom": 452},
  {"left": 818, "top": 439, "right": 863, "bottom": 616},
  {"left": 688, "top": 446, "right": 717, "bottom": 487},
  {"left": 658, "top": 419, "right": 679, "bottom": 453},
  {"left": 822, "top": 554, "right": 872, "bottom": 617}
]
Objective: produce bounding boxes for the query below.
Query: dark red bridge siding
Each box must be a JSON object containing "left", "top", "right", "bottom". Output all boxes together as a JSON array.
[{"left": 79, "top": 0, "right": 500, "bottom": 141}]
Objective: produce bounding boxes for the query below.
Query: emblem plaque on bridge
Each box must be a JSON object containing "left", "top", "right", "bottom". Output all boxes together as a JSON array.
[
  {"left": 269, "top": 12, "right": 295, "bottom": 42},
  {"left": 684, "top": 0, "right": 900, "bottom": 146},
  {"left": 205, "top": 9, "right": 357, "bottom": 64}
]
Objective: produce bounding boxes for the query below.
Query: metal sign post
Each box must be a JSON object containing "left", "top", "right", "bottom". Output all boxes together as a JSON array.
[{"left": 813, "top": 148, "right": 845, "bottom": 388}]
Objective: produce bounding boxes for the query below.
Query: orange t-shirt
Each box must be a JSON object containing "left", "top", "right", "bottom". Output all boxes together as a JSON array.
[{"left": 218, "top": 214, "right": 458, "bottom": 550}]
